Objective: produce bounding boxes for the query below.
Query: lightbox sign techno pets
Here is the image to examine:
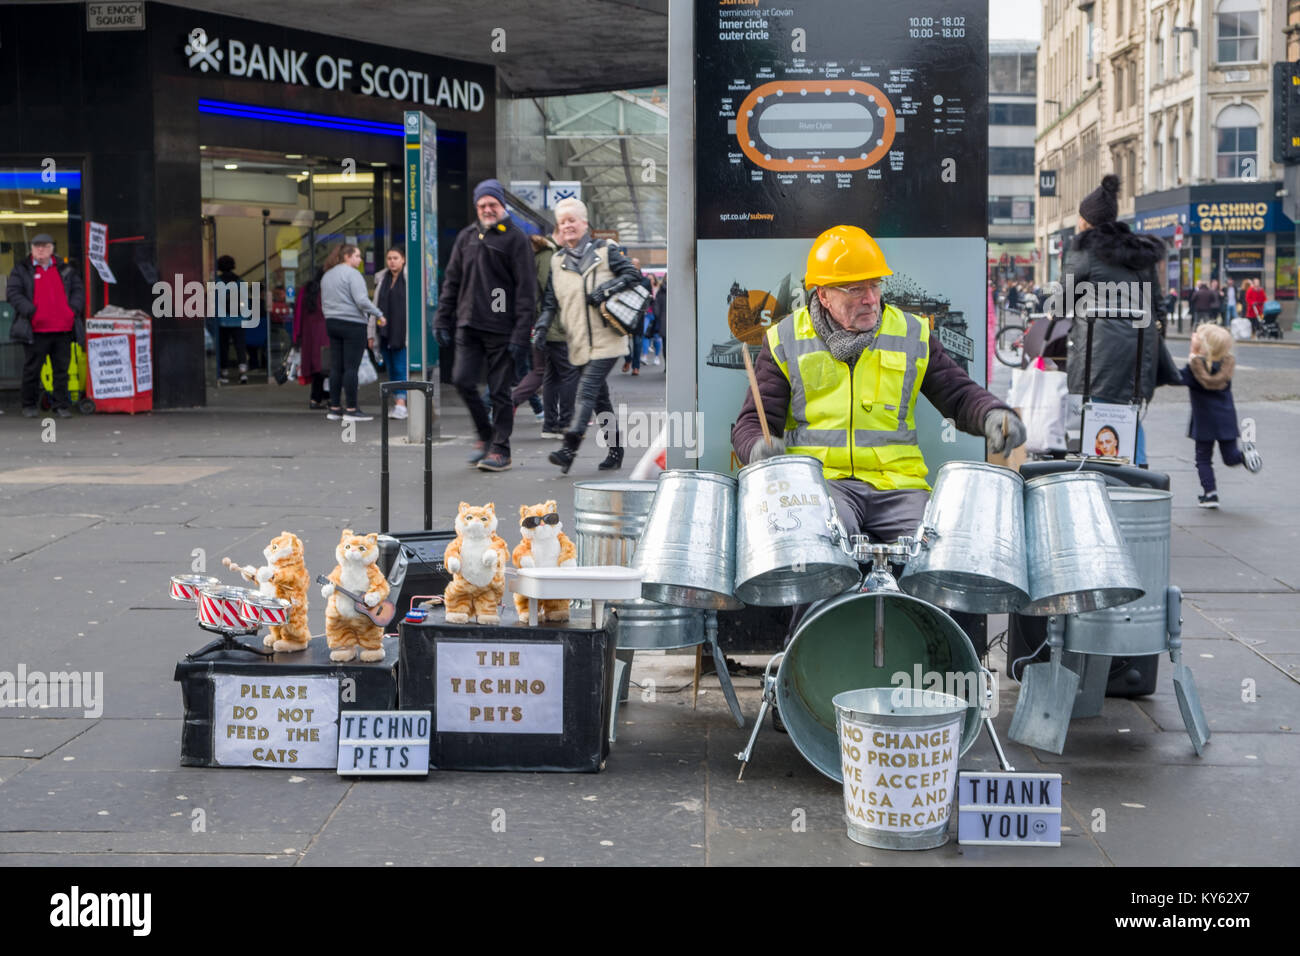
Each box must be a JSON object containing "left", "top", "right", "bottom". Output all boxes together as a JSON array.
[{"left": 181, "top": 27, "right": 486, "bottom": 111}]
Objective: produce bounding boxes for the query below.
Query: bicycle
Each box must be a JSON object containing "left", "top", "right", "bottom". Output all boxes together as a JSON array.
[{"left": 994, "top": 305, "right": 1033, "bottom": 368}]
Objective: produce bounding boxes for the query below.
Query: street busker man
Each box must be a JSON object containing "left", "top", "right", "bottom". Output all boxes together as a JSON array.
[
  {"left": 434, "top": 179, "right": 536, "bottom": 472},
  {"left": 731, "top": 225, "right": 1026, "bottom": 713},
  {"left": 7, "top": 233, "right": 85, "bottom": 418}
]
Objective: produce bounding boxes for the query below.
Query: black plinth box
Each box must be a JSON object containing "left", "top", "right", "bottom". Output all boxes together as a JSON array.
[
  {"left": 399, "top": 611, "right": 618, "bottom": 773},
  {"left": 173, "top": 636, "right": 400, "bottom": 768}
]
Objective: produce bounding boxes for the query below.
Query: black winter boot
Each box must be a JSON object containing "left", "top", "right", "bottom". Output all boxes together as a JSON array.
[
  {"left": 597, "top": 445, "right": 624, "bottom": 471},
  {"left": 549, "top": 431, "right": 583, "bottom": 474}
]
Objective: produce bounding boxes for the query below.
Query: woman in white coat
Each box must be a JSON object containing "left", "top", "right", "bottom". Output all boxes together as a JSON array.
[{"left": 531, "top": 198, "right": 644, "bottom": 473}]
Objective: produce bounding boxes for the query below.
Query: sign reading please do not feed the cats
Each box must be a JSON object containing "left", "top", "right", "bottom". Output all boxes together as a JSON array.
[
  {"left": 436, "top": 642, "right": 563, "bottom": 734},
  {"left": 213, "top": 675, "right": 339, "bottom": 768}
]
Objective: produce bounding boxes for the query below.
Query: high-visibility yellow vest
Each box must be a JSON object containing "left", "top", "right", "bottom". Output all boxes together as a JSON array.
[{"left": 767, "top": 304, "right": 931, "bottom": 490}]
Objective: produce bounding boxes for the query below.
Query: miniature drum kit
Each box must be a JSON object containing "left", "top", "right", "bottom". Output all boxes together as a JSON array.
[
  {"left": 169, "top": 574, "right": 291, "bottom": 659},
  {"left": 629, "top": 454, "right": 1209, "bottom": 781}
]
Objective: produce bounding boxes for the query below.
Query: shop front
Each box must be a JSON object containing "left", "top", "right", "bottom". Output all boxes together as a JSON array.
[
  {"left": 1134, "top": 182, "right": 1297, "bottom": 320},
  {"left": 0, "top": 2, "right": 495, "bottom": 407}
]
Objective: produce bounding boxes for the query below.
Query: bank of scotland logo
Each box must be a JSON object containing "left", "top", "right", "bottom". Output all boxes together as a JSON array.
[{"left": 186, "top": 28, "right": 223, "bottom": 73}]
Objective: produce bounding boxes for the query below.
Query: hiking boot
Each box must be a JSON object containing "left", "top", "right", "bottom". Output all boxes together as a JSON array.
[
  {"left": 597, "top": 445, "right": 624, "bottom": 471},
  {"left": 476, "top": 453, "right": 512, "bottom": 472},
  {"left": 548, "top": 432, "right": 583, "bottom": 474},
  {"left": 1241, "top": 441, "right": 1262, "bottom": 473},
  {"left": 1197, "top": 492, "right": 1219, "bottom": 509}
]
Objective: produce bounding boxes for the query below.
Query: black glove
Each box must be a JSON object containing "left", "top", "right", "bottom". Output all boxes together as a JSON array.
[
  {"left": 508, "top": 341, "right": 530, "bottom": 366},
  {"left": 587, "top": 278, "right": 625, "bottom": 306},
  {"left": 530, "top": 323, "right": 548, "bottom": 350},
  {"left": 434, "top": 328, "right": 453, "bottom": 350}
]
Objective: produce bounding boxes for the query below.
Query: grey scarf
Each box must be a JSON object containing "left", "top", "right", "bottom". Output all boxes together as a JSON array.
[
  {"left": 562, "top": 233, "right": 594, "bottom": 270},
  {"left": 808, "top": 293, "right": 880, "bottom": 366}
]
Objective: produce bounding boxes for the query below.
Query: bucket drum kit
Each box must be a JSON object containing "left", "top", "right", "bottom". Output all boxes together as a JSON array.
[
  {"left": 631, "top": 455, "right": 1210, "bottom": 781},
  {"left": 170, "top": 574, "right": 291, "bottom": 660}
]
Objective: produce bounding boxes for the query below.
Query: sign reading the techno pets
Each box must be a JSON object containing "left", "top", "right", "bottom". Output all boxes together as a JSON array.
[
  {"left": 337, "top": 710, "right": 431, "bottom": 776},
  {"left": 213, "top": 675, "right": 338, "bottom": 767},
  {"left": 435, "top": 643, "right": 563, "bottom": 734}
]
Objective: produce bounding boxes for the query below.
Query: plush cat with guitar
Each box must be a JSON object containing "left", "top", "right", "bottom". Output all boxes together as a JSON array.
[{"left": 320, "top": 529, "right": 393, "bottom": 663}]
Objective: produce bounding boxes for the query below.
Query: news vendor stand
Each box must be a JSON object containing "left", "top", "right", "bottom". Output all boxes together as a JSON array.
[{"left": 84, "top": 307, "right": 153, "bottom": 414}]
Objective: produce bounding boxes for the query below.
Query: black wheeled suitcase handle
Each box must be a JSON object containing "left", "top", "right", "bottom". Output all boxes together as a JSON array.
[{"left": 380, "top": 381, "right": 437, "bottom": 533}]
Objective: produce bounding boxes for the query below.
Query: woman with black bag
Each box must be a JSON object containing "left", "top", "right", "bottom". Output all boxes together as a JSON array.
[
  {"left": 374, "top": 246, "right": 409, "bottom": 419},
  {"left": 530, "top": 198, "right": 644, "bottom": 473}
]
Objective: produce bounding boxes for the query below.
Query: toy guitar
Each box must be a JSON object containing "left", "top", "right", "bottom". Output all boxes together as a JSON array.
[{"left": 315, "top": 574, "right": 396, "bottom": 627}]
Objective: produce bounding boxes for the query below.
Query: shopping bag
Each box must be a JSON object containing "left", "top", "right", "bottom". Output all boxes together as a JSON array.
[
  {"left": 285, "top": 347, "right": 301, "bottom": 381},
  {"left": 358, "top": 350, "right": 379, "bottom": 386},
  {"left": 1007, "top": 357, "right": 1068, "bottom": 453},
  {"left": 1230, "top": 317, "right": 1252, "bottom": 341}
]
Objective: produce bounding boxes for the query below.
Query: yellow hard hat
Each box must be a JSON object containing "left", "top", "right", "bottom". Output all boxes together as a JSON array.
[{"left": 804, "top": 225, "right": 893, "bottom": 287}]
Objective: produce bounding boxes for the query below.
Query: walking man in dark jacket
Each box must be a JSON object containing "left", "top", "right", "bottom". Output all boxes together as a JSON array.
[
  {"left": 7, "top": 233, "right": 85, "bottom": 418},
  {"left": 434, "top": 179, "right": 536, "bottom": 471}
]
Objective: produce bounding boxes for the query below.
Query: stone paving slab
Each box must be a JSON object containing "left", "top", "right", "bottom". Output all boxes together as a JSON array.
[
  {"left": 0, "top": 769, "right": 350, "bottom": 834},
  {"left": 1132, "top": 638, "right": 1297, "bottom": 735},
  {"left": 0, "top": 756, "right": 35, "bottom": 784},
  {"left": 0, "top": 853, "right": 299, "bottom": 866},
  {"left": 0, "top": 831, "right": 312, "bottom": 856},
  {"left": 706, "top": 825, "right": 1109, "bottom": 866},
  {"left": 1, "top": 514, "right": 104, "bottom": 562},
  {"left": 0, "top": 718, "right": 98, "bottom": 758},
  {"left": 1065, "top": 765, "right": 1300, "bottom": 867}
]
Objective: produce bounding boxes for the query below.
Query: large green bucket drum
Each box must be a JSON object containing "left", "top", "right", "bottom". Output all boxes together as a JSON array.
[{"left": 776, "top": 590, "right": 985, "bottom": 782}]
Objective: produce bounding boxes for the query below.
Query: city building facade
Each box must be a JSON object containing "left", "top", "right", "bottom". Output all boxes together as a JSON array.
[{"left": 989, "top": 40, "right": 1040, "bottom": 284}]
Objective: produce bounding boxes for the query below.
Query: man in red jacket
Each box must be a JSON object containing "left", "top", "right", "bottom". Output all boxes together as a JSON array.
[
  {"left": 733, "top": 226, "right": 1024, "bottom": 548},
  {"left": 6, "top": 234, "right": 85, "bottom": 418}
]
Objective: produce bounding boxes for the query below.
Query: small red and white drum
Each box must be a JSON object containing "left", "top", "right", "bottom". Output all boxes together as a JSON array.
[
  {"left": 239, "top": 593, "right": 291, "bottom": 627},
  {"left": 170, "top": 574, "right": 221, "bottom": 603},
  {"left": 197, "top": 586, "right": 257, "bottom": 632}
]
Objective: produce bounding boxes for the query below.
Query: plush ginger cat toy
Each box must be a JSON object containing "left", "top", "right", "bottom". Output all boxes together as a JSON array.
[
  {"left": 443, "top": 502, "right": 509, "bottom": 625},
  {"left": 321, "top": 529, "right": 389, "bottom": 662},
  {"left": 222, "top": 532, "right": 311, "bottom": 652},
  {"left": 512, "top": 500, "right": 576, "bottom": 623}
]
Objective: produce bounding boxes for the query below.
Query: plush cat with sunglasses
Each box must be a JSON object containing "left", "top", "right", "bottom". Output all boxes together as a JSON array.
[{"left": 512, "top": 500, "right": 577, "bottom": 623}]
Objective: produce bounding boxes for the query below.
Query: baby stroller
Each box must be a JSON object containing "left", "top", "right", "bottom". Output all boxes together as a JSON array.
[{"left": 1259, "top": 300, "right": 1284, "bottom": 340}]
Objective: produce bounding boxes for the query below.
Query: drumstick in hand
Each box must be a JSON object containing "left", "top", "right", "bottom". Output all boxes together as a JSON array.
[
  {"left": 740, "top": 345, "right": 772, "bottom": 446},
  {"left": 222, "top": 557, "right": 256, "bottom": 582}
]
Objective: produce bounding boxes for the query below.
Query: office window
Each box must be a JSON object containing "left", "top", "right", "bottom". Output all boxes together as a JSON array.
[
  {"left": 1128, "top": 58, "right": 1137, "bottom": 107},
  {"left": 990, "top": 147, "right": 1036, "bottom": 175},
  {"left": 1217, "top": 0, "right": 1260, "bottom": 64},
  {"left": 989, "top": 103, "right": 1036, "bottom": 125},
  {"left": 1154, "top": 19, "right": 1165, "bottom": 83},
  {"left": 1215, "top": 104, "right": 1259, "bottom": 179},
  {"left": 1114, "top": 66, "right": 1124, "bottom": 112}
]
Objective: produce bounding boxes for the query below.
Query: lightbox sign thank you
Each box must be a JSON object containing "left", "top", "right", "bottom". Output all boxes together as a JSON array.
[{"left": 181, "top": 27, "right": 486, "bottom": 111}]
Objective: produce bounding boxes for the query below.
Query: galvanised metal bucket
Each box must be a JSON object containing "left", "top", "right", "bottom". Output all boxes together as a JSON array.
[
  {"left": 1020, "top": 472, "right": 1144, "bottom": 616},
  {"left": 834, "top": 687, "right": 964, "bottom": 850},
  {"left": 900, "top": 461, "right": 1030, "bottom": 613},
  {"left": 776, "top": 590, "right": 983, "bottom": 782},
  {"left": 634, "top": 471, "right": 743, "bottom": 610},
  {"left": 734, "top": 456, "right": 860, "bottom": 606},
  {"left": 573, "top": 480, "right": 705, "bottom": 650},
  {"left": 1065, "top": 487, "right": 1172, "bottom": 656}
]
